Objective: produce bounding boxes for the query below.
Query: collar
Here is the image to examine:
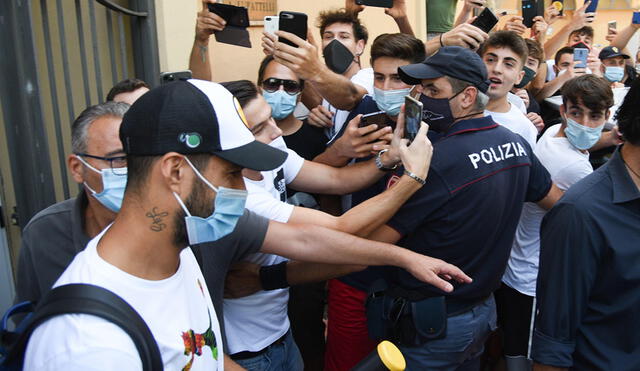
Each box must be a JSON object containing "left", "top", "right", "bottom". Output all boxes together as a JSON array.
[
  {"left": 444, "top": 116, "right": 498, "bottom": 137},
  {"left": 72, "top": 191, "right": 92, "bottom": 253},
  {"left": 609, "top": 147, "right": 640, "bottom": 204}
]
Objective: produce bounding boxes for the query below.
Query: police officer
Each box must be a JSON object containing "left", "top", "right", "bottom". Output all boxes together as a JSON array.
[{"left": 364, "top": 46, "right": 563, "bottom": 369}]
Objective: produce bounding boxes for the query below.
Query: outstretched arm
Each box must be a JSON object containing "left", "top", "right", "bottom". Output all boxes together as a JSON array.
[{"left": 188, "top": 0, "right": 226, "bottom": 81}]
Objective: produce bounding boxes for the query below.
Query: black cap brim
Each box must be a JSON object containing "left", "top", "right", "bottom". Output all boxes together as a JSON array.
[
  {"left": 215, "top": 140, "right": 288, "bottom": 171},
  {"left": 398, "top": 63, "right": 445, "bottom": 85}
]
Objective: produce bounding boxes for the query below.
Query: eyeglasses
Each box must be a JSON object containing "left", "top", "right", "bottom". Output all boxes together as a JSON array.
[
  {"left": 75, "top": 153, "right": 127, "bottom": 175},
  {"left": 262, "top": 78, "right": 302, "bottom": 95}
]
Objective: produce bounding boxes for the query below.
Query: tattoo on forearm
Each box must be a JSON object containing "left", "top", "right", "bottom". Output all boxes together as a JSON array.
[
  {"left": 146, "top": 207, "right": 169, "bottom": 232},
  {"left": 198, "top": 44, "right": 208, "bottom": 63}
]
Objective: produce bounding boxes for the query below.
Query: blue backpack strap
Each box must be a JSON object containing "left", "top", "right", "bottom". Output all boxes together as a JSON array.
[{"left": 3, "top": 283, "right": 163, "bottom": 371}]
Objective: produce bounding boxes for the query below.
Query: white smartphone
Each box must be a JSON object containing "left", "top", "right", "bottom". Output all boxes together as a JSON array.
[{"left": 264, "top": 15, "right": 279, "bottom": 35}]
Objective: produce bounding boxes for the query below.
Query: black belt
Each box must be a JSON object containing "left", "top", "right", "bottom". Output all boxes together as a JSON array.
[
  {"left": 230, "top": 331, "right": 288, "bottom": 360},
  {"left": 385, "top": 285, "right": 489, "bottom": 317}
]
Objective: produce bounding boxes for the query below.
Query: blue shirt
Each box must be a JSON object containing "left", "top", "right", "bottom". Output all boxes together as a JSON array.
[
  {"left": 532, "top": 147, "right": 640, "bottom": 370},
  {"left": 383, "top": 116, "right": 552, "bottom": 301}
]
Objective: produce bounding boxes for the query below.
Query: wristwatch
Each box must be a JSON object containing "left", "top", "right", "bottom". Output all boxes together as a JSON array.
[{"left": 375, "top": 149, "right": 398, "bottom": 171}]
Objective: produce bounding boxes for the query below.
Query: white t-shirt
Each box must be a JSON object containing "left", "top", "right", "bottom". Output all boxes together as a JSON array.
[
  {"left": 502, "top": 124, "right": 593, "bottom": 296},
  {"left": 25, "top": 228, "right": 223, "bottom": 370},
  {"left": 486, "top": 102, "right": 538, "bottom": 148},
  {"left": 324, "top": 67, "right": 374, "bottom": 140},
  {"left": 223, "top": 136, "right": 304, "bottom": 354},
  {"left": 507, "top": 92, "right": 527, "bottom": 114}
]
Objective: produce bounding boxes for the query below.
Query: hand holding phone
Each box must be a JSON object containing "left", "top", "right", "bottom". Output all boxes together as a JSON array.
[
  {"left": 471, "top": 7, "right": 499, "bottom": 33},
  {"left": 585, "top": 0, "right": 599, "bottom": 14},
  {"left": 355, "top": 0, "right": 393, "bottom": 7},
  {"left": 279, "top": 11, "right": 308, "bottom": 47},
  {"left": 573, "top": 48, "right": 589, "bottom": 69},
  {"left": 264, "top": 16, "right": 279, "bottom": 35},
  {"left": 404, "top": 96, "right": 423, "bottom": 142}
]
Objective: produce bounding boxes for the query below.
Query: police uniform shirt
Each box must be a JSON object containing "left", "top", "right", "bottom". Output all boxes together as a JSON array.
[{"left": 384, "top": 116, "right": 552, "bottom": 301}]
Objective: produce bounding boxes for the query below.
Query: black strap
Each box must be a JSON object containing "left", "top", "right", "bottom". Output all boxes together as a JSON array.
[{"left": 5, "top": 284, "right": 163, "bottom": 371}]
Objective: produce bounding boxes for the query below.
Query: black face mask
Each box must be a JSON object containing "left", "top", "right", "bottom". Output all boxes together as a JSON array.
[
  {"left": 515, "top": 66, "right": 537, "bottom": 89},
  {"left": 419, "top": 89, "right": 482, "bottom": 133},
  {"left": 323, "top": 39, "right": 355, "bottom": 74}
]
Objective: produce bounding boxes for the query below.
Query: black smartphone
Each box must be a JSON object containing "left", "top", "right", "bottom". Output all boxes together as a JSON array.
[
  {"left": 160, "top": 70, "right": 192, "bottom": 85},
  {"left": 404, "top": 96, "right": 422, "bottom": 141},
  {"left": 359, "top": 111, "right": 392, "bottom": 128},
  {"left": 585, "top": 0, "right": 599, "bottom": 14},
  {"left": 573, "top": 48, "right": 589, "bottom": 69},
  {"left": 471, "top": 7, "right": 499, "bottom": 33},
  {"left": 279, "top": 11, "right": 308, "bottom": 47},
  {"left": 207, "top": 3, "right": 249, "bottom": 28},
  {"left": 355, "top": 0, "right": 393, "bottom": 7},
  {"left": 522, "top": 0, "right": 543, "bottom": 28}
]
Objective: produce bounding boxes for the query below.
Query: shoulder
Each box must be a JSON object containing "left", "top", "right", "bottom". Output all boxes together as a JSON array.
[
  {"left": 23, "top": 198, "right": 77, "bottom": 235},
  {"left": 554, "top": 165, "right": 611, "bottom": 212}
]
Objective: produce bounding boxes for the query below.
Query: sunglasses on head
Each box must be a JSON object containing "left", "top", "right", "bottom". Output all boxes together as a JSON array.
[{"left": 262, "top": 78, "right": 302, "bottom": 95}]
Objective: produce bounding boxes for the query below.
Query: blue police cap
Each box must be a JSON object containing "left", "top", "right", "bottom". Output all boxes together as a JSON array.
[{"left": 398, "top": 46, "right": 490, "bottom": 93}]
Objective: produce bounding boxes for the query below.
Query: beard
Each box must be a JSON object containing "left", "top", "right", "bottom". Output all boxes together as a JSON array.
[{"left": 172, "top": 178, "right": 215, "bottom": 247}]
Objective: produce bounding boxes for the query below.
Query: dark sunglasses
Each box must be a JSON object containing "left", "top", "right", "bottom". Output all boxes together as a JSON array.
[{"left": 262, "top": 78, "right": 302, "bottom": 95}]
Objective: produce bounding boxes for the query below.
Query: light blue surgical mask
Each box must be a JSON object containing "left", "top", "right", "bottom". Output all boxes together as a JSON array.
[
  {"left": 565, "top": 117, "right": 604, "bottom": 150},
  {"left": 76, "top": 156, "right": 127, "bottom": 213},
  {"left": 263, "top": 89, "right": 299, "bottom": 120},
  {"left": 374, "top": 87, "right": 412, "bottom": 117},
  {"left": 173, "top": 157, "right": 247, "bottom": 245},
  {"left": 604, "top": 66, "right": 625, "bottom": 82}
]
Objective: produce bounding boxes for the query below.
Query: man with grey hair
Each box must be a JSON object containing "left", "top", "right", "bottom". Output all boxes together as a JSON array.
[
  {"left": 345, "top": 46, "right": 563, "bottom": 369},
  {"left": 15, "top": 101, "right": 129, "bottom": 304}
]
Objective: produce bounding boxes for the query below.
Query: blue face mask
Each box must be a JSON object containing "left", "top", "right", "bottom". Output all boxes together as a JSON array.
[
  {"left": 77, "top": 156, "right": 127, "bottom": 213},
  {"left": 374, "top": 87, "right": 412, "bottom": 117},
  {"left": 565, "top": 116, "right": 604, "bottom": 150},
  {"left": 604, "top": 66, "right": 625, "bottom": 82},
  {"left": 173, "top": 157, "right": 247, "bottom": 245},
  {"left": 263, "top": 89, "right": 299, "bottom": 120}
]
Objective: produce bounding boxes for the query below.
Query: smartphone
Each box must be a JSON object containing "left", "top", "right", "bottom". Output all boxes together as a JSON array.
[
  {"left": 585, "top": 0, "right": 599, "bottom": 14},
  {"left": 160, "top": 70, "right": 192, "bottom": 85},
  {"left": 404, "top": 96, "right": 422, "bottom": 141},
  {"left": 551, "top": 0, "right": 564, "bottom": 17},
  {"left": 522, "top": 0, "right": 543, "bottom": 28},
  {"left": 573, "top": 48, "right": 589, "bottom": 69},
  {"left": 471, "top": 7, "right": 499, "bottom": 33},
  {"left": 279, "top": 11, "right": 308, "bottom": 47},
  {"left": 608, "top": 20, "right": 617, "bottom": 32},
  {"left": 264, "top": 15, "right": 279, "bottom": 35},
  {"left": 207, "top": 3, "right": 249, "bottom": 28},
  {"left": 359, "top": 111, "right": 392, "bottom": 128},
  {"left": 355, "top": 0, "right": 393, "bottom": 7},
  {"left": 633, "top": 11, "right": 640, "bottom": 25}
]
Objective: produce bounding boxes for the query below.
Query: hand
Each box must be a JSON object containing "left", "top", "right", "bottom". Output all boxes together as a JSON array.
[
  {"left": 384, "top": 0, "right": 408, "bottom": 20},
  {"left": 196, "top": 0, "right": 226, "bottom": 43},
  {"left": 269, "top": 30, "right": 325, "bottom": 81},
  {"left": 609, "top": 125, "right": 625, "bottom": 145},
  {"left": 442, "top": 23, "right": 489, "bottom": 50},
  {"left": 463, "top": 0, "right": 486, "bottom": 10},
  {"left": 514, "top": 88, "right": 530, "bottom": 108},
  {"left": 527, "top": 112, "right": 545, "bottom": 133},
  {"left": 307, "top": 105, "right": 335, "bottom": 128},
  {"left": 404, "top": 253, "right": 473, "bottom": 293},
  {"left": 333, "top": 114, "right": 393, "bottom": 159},
  {"left": 544, "top": 4, "right": 561, "bottom": 25},
  {"left": 571, "top": 1, "right": 596, "bottom": 30},
  {"left": 611, "top": 81, "right": 625, "bottom": 88},
  {"left": 224, "top": 262, "right": 262, "bottom": 299},
  {"left": 398, "top": 119, "right": 433, "bottom": 181},
  {"left": 503, "top": 16, "right": 526, "bottom": 36},
  {"left": 531, "top": 16, "right": 549, "bottom": 40},
  {"left": 605, "top": 28, "right": 618, "bottom": 43},
  {"left": 345, "top": 0, "right": 366, "bottom": 14},
  {"left": 587, "top": 49, "right": 602, "bottom": 76}
]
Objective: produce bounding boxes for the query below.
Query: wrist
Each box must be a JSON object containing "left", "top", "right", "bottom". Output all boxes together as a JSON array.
[
  {"left": 377, "top": 149, "right": 399, "bottom": 170},
  {"left": 403, "top": 170, "right": 427, "bottom": 185},
  {"left": 195, "top": 35, "right": 210, "bottom": 45}
]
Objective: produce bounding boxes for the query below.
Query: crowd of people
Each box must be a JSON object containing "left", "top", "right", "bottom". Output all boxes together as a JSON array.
[{"left": 11, "top": 0, "right": 640, "bottom": 370}]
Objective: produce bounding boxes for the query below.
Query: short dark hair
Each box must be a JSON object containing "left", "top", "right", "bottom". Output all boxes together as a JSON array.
[
  {"left": 555, "top": 46, "right": 574, "bottom": 65},
  {"left": 370, "top": 33, "right": 426, "bottom": 66},
  {"left": 614, "top": 78, "right": 640, "bottom": 146},
  {"left": 256, "top": 55, "right": 305, "bottom": 90},
  {"left": 478, "top": 31, "right": 528, "bottom": 67},
  {"left": 317, "top": 9, "right": 368, "bottom": 44},
  {"left": 106, "top": 78, "right": 150, "bottom": 102},
  {"left": 126, "top": 154, "right": 210, "bottom": 193},
  {"left": 525, "top": 39, "right": 544, "bottom": 66},
  {"left": 221, "top": 80, "right": 259, "bottom": 108},
  {"left": 568, "top": 26, "right": 594, "bottom": 42},
  {"left": 561, "top": 75, "right": 614, "bottom": 115}
]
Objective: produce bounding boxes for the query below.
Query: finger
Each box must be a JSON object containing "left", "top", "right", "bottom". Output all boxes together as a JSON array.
[
  {"left": 363, "top": 126, "right": 392, "bottom": 142},
  {"left": 414, "top": 121, "right": 430, "bottom": 140},
  {"left": 440, "top": 264, "right": 473, "bottom": 284},
  {"left": 318, "top": 105, "right": 335, "bottom": 118},
  {"left": 356, "top": 123, "right": 380, "bottom": 136},
  {"left": 395, "top": 105, "right": 406, "bottom": 139},
  {"left": 579, "top": 0, "right": 591, "bottom": 11},
  {"left": 371, "top": 141, "right": 391, "bottom": 152},
  {"left": 426, "top": 271, "right": 455, "bottom": 293}
]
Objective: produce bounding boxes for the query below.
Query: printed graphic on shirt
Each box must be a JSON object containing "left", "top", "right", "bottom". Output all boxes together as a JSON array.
[
  {"left": 467, "top": 142, "right": 528, "bottom": 170},
  {"left": 273, "top": 169, "right": 286, "bottom": 202},
  {"left": 181, "top": 309, "right": 218, "bottom": 371}
]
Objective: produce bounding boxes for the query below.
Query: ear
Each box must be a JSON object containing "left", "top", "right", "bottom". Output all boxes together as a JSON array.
[
  {"left": 459, "top": 86, "right": 477, "bottom": 110},
  {"left": 159, "top": 153, "right": 192, "bottom": 197},
  {"left": 515, "top": 68, "right": 525, "bottom": 85},
  {"left": 553, "top": 65, "right": 559, "bottom": 74},
  {"left": 559, "top": 104, "right": 566, "bottom": 119},
  {"left": 604, "top": 108, "right": 611, "bottom": 121},
  {"left": 67, "top": 154, "right": 85, "bottom": 184},
  {"left": 355, "top": 39, "right": 365, "bottom": 57}
]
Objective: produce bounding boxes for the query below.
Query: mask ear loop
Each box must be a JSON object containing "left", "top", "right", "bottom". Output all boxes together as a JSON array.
[
  {"left": 183, "top": 156, "right": 219, "bottom": 192},
  {"left": 76, "top": 155, "right": 102, "bottom": 195},
  {"left": 172, "top": 192, "right": 192, "bottom": 217}
]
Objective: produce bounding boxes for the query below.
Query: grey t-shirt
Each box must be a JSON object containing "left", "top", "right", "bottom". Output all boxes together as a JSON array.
[{"left": 190, "top": 209, "right": 269, "bottom": 347}]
